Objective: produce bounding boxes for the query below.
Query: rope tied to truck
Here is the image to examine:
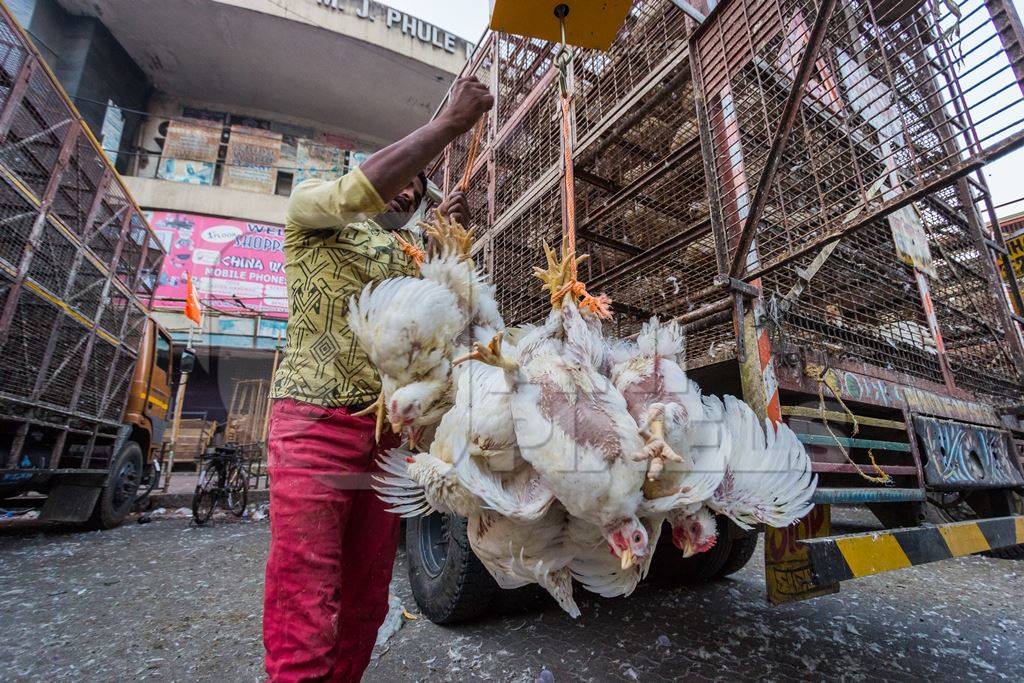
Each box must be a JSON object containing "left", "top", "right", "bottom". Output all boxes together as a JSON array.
[{"left": 804, "top": 362, "right": 893, "bottom": 485}]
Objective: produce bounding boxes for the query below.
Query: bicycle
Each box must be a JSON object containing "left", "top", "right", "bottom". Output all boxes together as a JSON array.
[{"left": 191, "top": 445, "right": 249, "bottom": 526}]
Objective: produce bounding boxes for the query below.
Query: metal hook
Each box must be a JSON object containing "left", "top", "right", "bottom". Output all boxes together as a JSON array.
[{"left": 554, "top": 4, "right": 572, "bottom": 95}]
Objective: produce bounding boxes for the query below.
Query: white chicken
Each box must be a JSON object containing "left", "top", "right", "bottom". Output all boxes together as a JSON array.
[
  {"left": 669, "top": 395, "right": 817, "bottom": 556},
  {"left": 418, "top": 214, "right": 505, "bottom": 342},
  {"left": 347, "top": 276, "right": 466, "bottom": 440},
  {"left": 468, "top": 505, "right": 580, "bottom": 618},
  {"left": 568, "top": 514, "right": 661, "bottom": 599},
  {"left": 609, "top": 318, "right": 728, "bottom": 504},
  {"left": 350, "top": 216, "right": 506, "bottom": 447},
  {"left": 375, "top": 337, "right": 555, "bottom": 523},
  {"left": 462, "top": 244, "right": 652, "bottom": 570}
]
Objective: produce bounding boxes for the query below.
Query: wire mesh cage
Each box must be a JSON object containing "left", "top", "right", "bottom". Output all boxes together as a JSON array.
[
  {"left": 690, "top": 0, "right": 1024, "bottom": 398},
  {"left": 692, "top": 0, "right": 1024, "bottom": 279},
  {"left": 0, "top": 5, "right": 165, "bottom": 437},
  {"left": 433, "top": 0, "right": 1023, "bottom": 399}
]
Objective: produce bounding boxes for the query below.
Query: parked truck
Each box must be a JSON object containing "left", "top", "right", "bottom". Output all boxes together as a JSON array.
[
  {"left": 0, "top": 4, "right": 170, "bottom": 529},
  {"left": 408, "top": 0, "right": 1024, "bottom": 622}
]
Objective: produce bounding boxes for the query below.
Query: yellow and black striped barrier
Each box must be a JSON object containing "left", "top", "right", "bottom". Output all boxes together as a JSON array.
[{"left": 801, "top": 516, "right": 1024, "bottom": 587}]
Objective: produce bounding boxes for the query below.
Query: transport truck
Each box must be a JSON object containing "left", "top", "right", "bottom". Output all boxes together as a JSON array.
[
  {"left": 407, "top": 0, "right": 1024, "bottom": 622},
  {"left": 0, "top": 4, "right": 171, "bottom": 529}
]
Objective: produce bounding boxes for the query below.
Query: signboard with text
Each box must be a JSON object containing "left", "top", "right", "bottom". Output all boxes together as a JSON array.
[
  {"left": 157, "top": 118, "right": 220, "bottom": 185},
  {"left": 295, "top": 139, "right": 345, "bottom": 185},
  {"left": 150, "top": 211, "right": 288, "bottom": 318},
  {"left": 222, "top": 125, "right": 282, "bottom": 194}
]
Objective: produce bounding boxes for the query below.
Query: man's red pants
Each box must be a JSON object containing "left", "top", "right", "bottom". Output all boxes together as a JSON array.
[{"left": 264, "top": 398, "right": 401, "bottom": 682}]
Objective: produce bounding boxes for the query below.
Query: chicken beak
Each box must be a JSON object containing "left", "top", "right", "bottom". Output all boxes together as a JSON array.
[
  {"left": 679, "top": 540, "right": 696, "bottom": 558},
  {"left": 390, "top": 420, "right": 402, "bottom": 435},
  {"left": 620, "top": 548, "right": 635, "bottom": 570},
  {"left": 407, "top": 428, "right": 419, "bottom": 451}
]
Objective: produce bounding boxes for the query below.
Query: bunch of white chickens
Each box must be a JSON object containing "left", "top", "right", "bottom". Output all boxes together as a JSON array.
[{"left": 349, "top": 217, "right": 816, "bottom": 618}]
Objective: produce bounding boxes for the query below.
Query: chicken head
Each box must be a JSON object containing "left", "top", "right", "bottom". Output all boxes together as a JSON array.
[
  {"left": 669, "top": 507, "right": 718, "bottom": 557},
  {"left": 605, "top": 516, "right": 650, "bottom": 570}
]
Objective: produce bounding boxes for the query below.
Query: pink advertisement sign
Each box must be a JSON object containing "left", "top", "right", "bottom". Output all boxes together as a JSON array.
[{"left": 149, "top": 211, "right": 288, "bottom": 318}]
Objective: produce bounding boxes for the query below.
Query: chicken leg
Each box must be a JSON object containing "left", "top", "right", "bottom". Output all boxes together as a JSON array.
[
  {"left": 632, "top": 403, "right": 688, "bottom": 482},
  {"left": 422, "top": 211, "right": 475, "bottom": 261},
  {"left": 534, "top": 242, "right": 588, "bottom": 309},
  {"left": 452, "top": 331, "right": 518, "bottom": 373},
  {"left": 352, "top": 391, "right": 387, "bottom": 443}
]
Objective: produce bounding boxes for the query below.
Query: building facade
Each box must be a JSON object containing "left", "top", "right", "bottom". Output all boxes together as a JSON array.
[{"left": 19, "top": 0, "right": 471, "bottom": 422}]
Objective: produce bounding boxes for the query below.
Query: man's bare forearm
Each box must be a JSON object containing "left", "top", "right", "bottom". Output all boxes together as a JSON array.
[
  {"left": 360, "top": 117, "right": 460, "bottom": 204},
  {"left": 359, "top": 77, "right": 493, "bottom": 204}
]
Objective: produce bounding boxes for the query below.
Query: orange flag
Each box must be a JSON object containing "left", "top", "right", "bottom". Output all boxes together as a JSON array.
[{"left": 184, "top": 271, "right": 202, "bottom": 326}]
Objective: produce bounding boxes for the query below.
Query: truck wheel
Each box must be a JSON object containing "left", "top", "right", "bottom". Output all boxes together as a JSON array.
[
  {"left": 648, "top": 517, "right": 757, "bottom": 583},
  {"left": 406, "top": 513, "right": 497, "bottom": 624},
  {"left": 88, "top": 441, "right": 143, "bottom": 530},
  {"left": 716, "top": 529, "right": 759, "bottom": 577}
]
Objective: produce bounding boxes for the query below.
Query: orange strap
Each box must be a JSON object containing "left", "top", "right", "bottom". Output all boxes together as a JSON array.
[
  {"left": 456, "top": 114, "right": 487, "bottom": 195},
  {"left": 555, "top": 89, "right": 611, "bottom": 319},
  {"left": 559, "top": 92, "right": 578, "bottom": 280},
  {"left": 394, "top": 233, "right": 426, "bottom": 267}
]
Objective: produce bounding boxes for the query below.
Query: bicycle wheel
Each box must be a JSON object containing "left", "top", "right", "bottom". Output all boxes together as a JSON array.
[
  {"left": 191, "top": 466, "right": 219, "bottom": 526},
  {"left": 224, "top": 464, "right": 248, "bottom": 517}
]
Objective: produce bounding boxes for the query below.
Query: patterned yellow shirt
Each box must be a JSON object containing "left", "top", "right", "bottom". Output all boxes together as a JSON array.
[{"left": 271, "top": 168, "right": 421, "bottom": 407}]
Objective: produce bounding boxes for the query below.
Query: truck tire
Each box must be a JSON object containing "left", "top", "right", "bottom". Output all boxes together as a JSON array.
[
  {"left": 88, "top": 441, "right": 143, "bottom": 530},
  {"left": 649, "top": 516, "right": 757, "bottom": 583},
  {"left": 716, "top": 529, "right": 759, "bottom": 577},
  {"left": 406, "top": 513, "right": 497, "bottom": 624}
]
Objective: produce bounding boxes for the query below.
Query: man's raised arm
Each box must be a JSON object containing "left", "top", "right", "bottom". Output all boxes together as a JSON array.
[{"left": 287, "top": 77, "right": 492, "bottom": 230}]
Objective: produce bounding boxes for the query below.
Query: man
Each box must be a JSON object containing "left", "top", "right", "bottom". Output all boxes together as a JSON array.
[{"left": 264, "top": 76, "right": 493, "bottom": 682}]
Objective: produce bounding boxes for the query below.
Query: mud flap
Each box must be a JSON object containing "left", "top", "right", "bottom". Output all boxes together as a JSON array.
[
  {"left": 40, "top": 484, "right": 102, "bottom": 522},
  {"left": 765, "top": 504, "right": 840, "bottom": 604}
]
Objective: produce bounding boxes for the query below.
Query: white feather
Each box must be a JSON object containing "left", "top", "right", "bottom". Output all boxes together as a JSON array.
[{"left": 709, "top": 395, "right": 817, "bottom": 528}]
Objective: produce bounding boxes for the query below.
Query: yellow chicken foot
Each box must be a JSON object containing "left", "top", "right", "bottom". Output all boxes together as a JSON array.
[
  {"left": 353, "top": 391, "right": 387, "bottom": 443},
  {"left": 422, "top": 211, "right": 475, "bottom": 261},
  {"left": 632, "top": 405, "right": 687, "bottom": 482},
  {"left": 452, "top": 332, "right": 518, "bottom": 372}
]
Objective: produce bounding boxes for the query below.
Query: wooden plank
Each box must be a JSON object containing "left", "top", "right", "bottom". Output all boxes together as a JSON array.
[
  {"left": 796, "top": 434, "right": 911, "bottom": 452},
  {"left": 782, "top": 405, "right": 906, "bottom": 431},
  {"left": 811, "top": 463, "right": 918, "bottom": 475}
]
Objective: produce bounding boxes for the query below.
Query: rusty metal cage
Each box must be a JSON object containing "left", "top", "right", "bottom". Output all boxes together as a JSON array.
[
  {"left": 0, "top": 3, "right": 164, "bottom": 468},
  {"left": 432, "top": 0, "right": 1024, "bottom": 403},
  {"left": 691, "top": 0, "right": 1024, "bottom": 399}
]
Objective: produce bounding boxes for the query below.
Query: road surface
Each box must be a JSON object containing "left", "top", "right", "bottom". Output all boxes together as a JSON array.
[{"left": 0, "top": 511, "right": 1021, "bottom": 681}]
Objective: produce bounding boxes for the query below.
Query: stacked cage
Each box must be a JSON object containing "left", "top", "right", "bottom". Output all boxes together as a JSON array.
[
  {"left": 434, "top": 0, "right": 1024, "bottom": 402},
  {"left": 0, "top": 9, "right": 164, "bottom": 469},
  {"left": 691, "top": 0, "right": 1024, "bottom": 401},
  {"left": 436, "top": 1, "right": 734, "bottom": 366}
]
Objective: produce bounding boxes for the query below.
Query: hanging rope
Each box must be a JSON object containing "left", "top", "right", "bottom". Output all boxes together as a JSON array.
[
  {"left": 805, "top": 362, "right": 893, "bottom": 485},
  {"left": 456, "top": 113, "right": 488, "bottom": 195},
  {"left": 550, "top": 9, "right": 611, "bottom": 319}
]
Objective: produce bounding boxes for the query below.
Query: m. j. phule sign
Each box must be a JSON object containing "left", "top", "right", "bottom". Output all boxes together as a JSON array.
[{"left": 316, "top": 0, "right": 473, "bottom": 58}]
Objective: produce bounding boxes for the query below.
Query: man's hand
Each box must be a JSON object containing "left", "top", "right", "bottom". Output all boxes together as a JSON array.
[
  {"left": 440, "top": 77, "right": 494, "bottom": 135},
  {"left": 437, "top": 190, "right": 470, "bottom": 226},
  {"left": 360, "top": 78, "right": 492, "bottom": 206}
]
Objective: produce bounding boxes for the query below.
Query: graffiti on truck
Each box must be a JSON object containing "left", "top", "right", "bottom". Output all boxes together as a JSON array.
[
  {"left": 913, "top": 416, "right": 1024, "bottom": 487},
  {"left": 765, "top": 505, "right": 836, "bottom": 604},
  {"left": 837, "top": 371, "right": 999, "bottom": 426}
]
